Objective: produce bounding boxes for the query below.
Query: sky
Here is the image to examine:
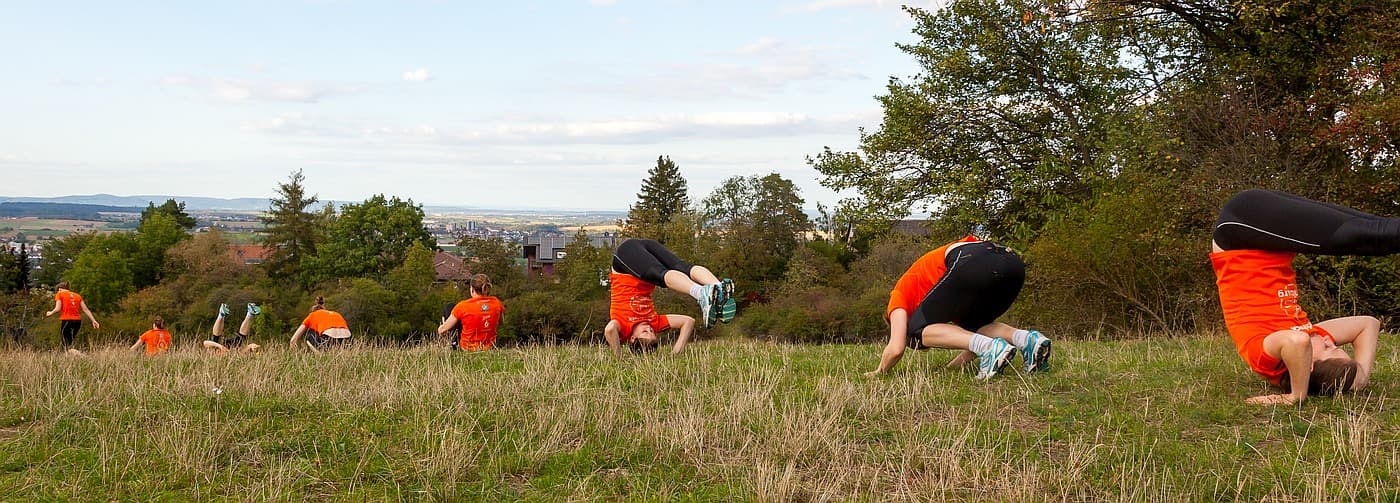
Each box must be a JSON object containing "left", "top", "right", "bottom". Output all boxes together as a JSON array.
[{"left": 1, "top": 0, "right": 938, "bottom": 211}]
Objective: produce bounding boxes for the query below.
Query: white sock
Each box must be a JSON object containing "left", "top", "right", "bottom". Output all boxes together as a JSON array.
[
  {"left": 1010, "top": 329, "right": 1031, "bottom": 349},
  {"left": 217, "top": 313, "right": 226, "bottom": 321},
  {"left": 968, "top": 333, "right": 996, "bottom": 354},
  {"left": 688, "top": 284, "right": 705, "bottom": 301}
]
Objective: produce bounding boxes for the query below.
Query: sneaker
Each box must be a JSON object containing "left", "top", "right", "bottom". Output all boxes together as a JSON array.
[
  {"left": 719, "top": 279, "right": 737, "bottom": 323},
  {"left": 975, "top": 338, "right": 1016, "bottom": 381},
  {"left": 218, "top": 303, "right": 230, "bottom": 317},
  {"left": 247, "top": 303, "right": 262, "bottom": 316},
  {"left": 1022, "top": 330, "right": 1051, "bottom": 373},
  {"left": 697, "top": 284, "right": 720, "bottom": 328}
]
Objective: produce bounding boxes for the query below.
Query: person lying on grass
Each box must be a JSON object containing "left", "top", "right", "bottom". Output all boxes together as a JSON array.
[
  {"left": 603, "top": 238, "right": 735, "bottom": 357},
  {"left": 867, "top": 237, "right": 1051, "bottom": 380},
  {"left": 130, "top": 316, "right": 172, "bottom": 356},
  {"left": 1211, "top": 189, "right": 1382, "bottom": 405},
  {"left": 203, "top": 302, "right": 262, "bottom": 354}
]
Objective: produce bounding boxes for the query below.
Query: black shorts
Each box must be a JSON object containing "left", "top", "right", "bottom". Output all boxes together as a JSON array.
[
  {"left": 209, "top": 334, "right": 246, "bottom": 348},
  {"left": 305, "top": 331, "right": 349, "bottom": 350},
  {"left": 906, "top": 241, "right": 1025, "bottom": 349},
  {"left": 612, "top": 239, "right": 694, "bottom": 286},
  {"left": 443, "top": 302, "right": 462, "bottom": 347},
  {"left": 60, "top": 320, "right": 81, "bottom": 348}
]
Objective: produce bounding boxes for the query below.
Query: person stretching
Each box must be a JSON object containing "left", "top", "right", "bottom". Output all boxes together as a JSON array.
[
  {"left": 437, "top": 274, "right": 505, "bottom": 351},
  {"left": 203, "top": 303, "right": 262, "bottom": 353},
  {"left": 289, "top": 296, "right": 351, "bottom": 352},
  {"left": 603, "top": 238, "right": 735, "bottom": 356}
]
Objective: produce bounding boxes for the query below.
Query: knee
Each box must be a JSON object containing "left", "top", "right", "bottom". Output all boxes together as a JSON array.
[
  {"left": 1364, "top": 316, "right": 1381, "bottom": 333},
  {"left": 1278, "top": 330, "right": 1311, "bottom": 352}
]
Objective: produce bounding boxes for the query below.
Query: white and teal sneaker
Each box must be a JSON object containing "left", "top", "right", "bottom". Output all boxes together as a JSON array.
[
  {"left": 697, "top": 284, "right": 720, "bottom": 328},
  {"left": 1022, "top": 330, "right": 1051, "bottom": 373},
  {"left": 247, "top": 303, "right": 262, "bottom": 316},
  {"left": 718, "top": 279, "right": 737, "bottom": 324},
  {"left": 975, "top": 338, "right": 1016, "bottom": 381},
  {"left": 218, "top": 303, "right": 230, "bottom": 317}
]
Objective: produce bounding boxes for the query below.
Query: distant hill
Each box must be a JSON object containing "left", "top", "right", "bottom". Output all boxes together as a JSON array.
[
  {"left": 0, "top": 202, "right": 144, "bottom": 219},
  {"left": 0, "top": 194, "right": 271, "bottom": 212}
]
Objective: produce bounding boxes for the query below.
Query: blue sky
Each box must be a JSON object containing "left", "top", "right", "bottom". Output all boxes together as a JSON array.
[{"left": 1, "top": 0, "right": 936, "bottom": 210}]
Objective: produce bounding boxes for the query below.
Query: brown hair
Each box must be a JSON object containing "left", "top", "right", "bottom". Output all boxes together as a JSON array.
[
  {"left": 311, "top": 296, "right": 326, "bottom": 312},
  {"left": 153, "top": 316, "right": 165, "bottom": 330},
  {"left": 57, "top": 281, "right": 70, "bottom": 290},
  {"left": 470, "top": 274, "right": 492, "bottom": 296},
  {"left": 1308, "top": 359, "right": 1359, "bottom": 395}
]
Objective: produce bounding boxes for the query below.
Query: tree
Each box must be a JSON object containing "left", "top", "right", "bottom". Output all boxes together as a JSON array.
[
  {"left": 261, "top": 170, "right": 326, "bottom": 280},
  {"left": 65, "top": 241, "right": 134, "bottom": 310},
  {"left": 303, "top": 195, "right": 434, "bottom": 283},
  {"left": 701, "top": 173, "right": 811, "bottom": 286},
  {"left": 140, "top": 199, "right": 196, "bottom": 230},
  {"left": 35, "top": 232, "right": 96, "bottom": 286},
  {"left": 458, "top": 236, "right": 521, "bottom": 294},
  {"left": 554, "top": 228, "right": 612, "bottom": 300},
  {"left": 131, "top": 212, "right": 189, "bottom": 289},
  {"left": 16, "top": 243, "right": 29, "bottom": 292},
  {"left": 0, "top": 247, "right": 15, "bottom": 294},
  {"left": 623, "top": 156, "right": 691, "bottom": 243}
]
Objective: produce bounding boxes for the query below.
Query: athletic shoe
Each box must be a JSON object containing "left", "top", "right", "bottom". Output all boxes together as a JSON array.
[
  {"left": 247, "top": 303, "right": 262, "bottom": 316},
  {"left": 1022, "top": 330, "right": 1052, "bottom": 373},
  {"left": 697, "top": 284, "right": 720, "bottom": 328},
  {"left": 218, "top": 303, "right": 230, "bottom": 317},
  {"left": 719, "top": 279, "right": 737, "bottom": 323},
  {"left": 974, "top": 338, "right": 1016, "bottom": 381}
]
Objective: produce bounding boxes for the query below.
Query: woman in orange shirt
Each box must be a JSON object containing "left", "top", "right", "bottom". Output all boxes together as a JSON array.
[
  {"left": 1211, "top": 189, "right": 1386, "bottom": 405},
  {"left": 130, "top": 316, "right": 172, "bottom": 355},
  {"left": 45, "top": 281, "right": 99, "bottom": 354},
  {"left": 437, "top": 274, "right": 505, "bottom": 351},
  {"left": 603, "top": 238, "right": 735, "bottom": 356},
  {"left": 289, "top": 296, "right": 352, "bottom": 352},
  {"left": 867, "top": 237, "right": 1051, "bottom": 380}
]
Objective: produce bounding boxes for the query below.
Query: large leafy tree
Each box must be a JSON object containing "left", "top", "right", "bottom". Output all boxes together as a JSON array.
[
  {"left": 701, "top": 173, "right": 811, "bottom": 285},
  {"left": 140, "top": 199, "right": 196, "bottom": 230},
  {"left": 303, "top": 195, "right": 435, "bottom": 284},
  {"left": 623, "top": 155, "right": 691, "bottom": 243},
  {"left": 64, "top": 236, "right": 135, "bottom": 310},
  {"left": 131, "top": 212, "right": 189, "bottom": 289},
  {"left": 261, "top": 170, "right": 327, "bottom": 280}
]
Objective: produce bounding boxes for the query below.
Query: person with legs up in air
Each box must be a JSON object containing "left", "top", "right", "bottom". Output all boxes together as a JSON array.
[
  {"left": 437, "top": 274, "right": 505, "bottom": 351},
  {"left": 204, "top": 303, "right": 262, "bottom": 354},
  {"left": 1211, "top": 189, "right": 1387, "bottom": 405},
  {"left": 45, "top": 281, "right": 99, "bottom": 355},
  {"left": 603, "top": 238, "right": 736, "bottom": 357},
  {"left": 131, "top": 316, "right": 172, "bottom": 356},
  {"left": 289, "top": 296, "right": 351, "bottom": 353},
  {"left": 867, "top": 236, "right": 1052, "bottom": 380}
]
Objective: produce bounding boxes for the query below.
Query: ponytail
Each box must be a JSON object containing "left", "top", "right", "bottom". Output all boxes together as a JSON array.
[
  {"left": 153, "top": 316, "right": 165, "bottom": 330},
  {"left": 312, "top": 296, "right": 326, "bottom": 312},
  {"left": 471, "top": 274, "right": 492, "bottom": 296}
]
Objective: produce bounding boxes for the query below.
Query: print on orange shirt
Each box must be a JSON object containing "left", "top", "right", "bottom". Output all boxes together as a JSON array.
[
  {"left": 452, "top": 297, "right": 504, "bottom": 351},
  {"left": 56, "top": 290, "right": 83, "bottom": 321},
  {"left": 139, "top": 329, "right": 172, "bottom": 355},
  {"left": 609, "top": 272, "right": 671, "bottom": 341}
]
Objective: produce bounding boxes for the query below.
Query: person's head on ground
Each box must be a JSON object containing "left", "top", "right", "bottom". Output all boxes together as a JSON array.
[
  {"left": 152, "top": 316, "right": 165, "bottom": 330},
  {"left": 1308, "top": 357, "right": 1359, "bottom": 395},
  {"left": 629, "top": 323, "right": 659, "bottom": 353},
  {"left": 470, "top": 274, "right": 492, "bottom": 297}
]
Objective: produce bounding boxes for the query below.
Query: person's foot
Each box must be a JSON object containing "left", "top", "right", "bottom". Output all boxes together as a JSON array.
[
  {"left": 975, "top": 339, "right": 1016, "bottom": 381},
  {"left": 247, "top": 303, "right": 262, "bottom": 316},
  {"left": 719, "top": 279, "right": 737, "bottom": 323},
  {"left": 218, "top": 303, "right": 230, "bottom": 317},
  {"left": 1022, "top": 330, "right": 1052, "bottom": 373},
  {"left": 245, "top": 343, "right": 260, "bottom": 353},
  {"left": 697, "top": 284, "right": 720, "bottom": 328},
  {"left": 65, "top": 348, "right": 84, "bottom": 357}
]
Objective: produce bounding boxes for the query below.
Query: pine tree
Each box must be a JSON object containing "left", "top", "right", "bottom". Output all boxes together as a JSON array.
[
  {"left": 624, "top": 156, "right": 690, "bottom": 243},
  {"left": 16, "top": 243, "right": 29, "bottom": 292},
  {"left": 260, "top": 170, "right": 325, "bottom": 279},
  {"left": 140, "top": 199, "right": 197, "bottom": 229}
]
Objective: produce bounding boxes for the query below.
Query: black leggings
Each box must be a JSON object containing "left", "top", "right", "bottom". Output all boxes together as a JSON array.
[
  {"left": 612, "top": 239, "right": 694, "bottom": 287},
  {"left": 1214, "top": 189, "right": 1400, "bottom": 255},
  {"left": 907, "top": 242, "right": 1025, "bottom": 349},
  {"left": 60, "top": 320, "right": 80, "bottom": 349}
]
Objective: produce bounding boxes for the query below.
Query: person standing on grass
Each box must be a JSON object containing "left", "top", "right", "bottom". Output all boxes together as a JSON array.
[
  {"left": 603, "top": 238, "right": 736, "bottom": 357},
  {"left": 1211, "top": 189, "right": 1387, "bottom": 405},
  {"left": 203, "top": 302, "right": 262, "bottom": 354},
  {"left": 130, "top": 316, "right": 172, "bottom": 355},
  {"left": 867, "top": 237, "right": 1052, "bottom": 380},
  {"left": 289, "top": 296, "right": 351, "bottom": 352},
  {"left": 45, "top": 281, "right": 99, "bottom": 354},
  {"left": 437, "top": 274, "right": 504, "bottom": 351}
]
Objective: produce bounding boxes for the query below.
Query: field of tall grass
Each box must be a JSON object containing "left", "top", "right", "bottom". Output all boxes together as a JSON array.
[{"left": 2, "top": 336, "right": 1398, "bottom": 501}]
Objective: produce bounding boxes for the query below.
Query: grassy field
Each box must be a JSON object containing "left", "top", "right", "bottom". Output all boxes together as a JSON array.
[
  {"left": 2, "top": 337, "right": 1399, "bottom": 501},
  {"left": 0, "top": 218, "right": 127, "bottom": 240}
]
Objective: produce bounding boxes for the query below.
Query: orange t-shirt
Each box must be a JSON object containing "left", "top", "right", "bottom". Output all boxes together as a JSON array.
[
  {"left": 56, "top": 290, "right": 83, "bottom": 320},
  {"left": 609, "top": 272, "right": 671, "bottom": 342},
  {"left": 139, "top": 329, "right": 172, "bottom": 355},
  {"left": 886, "top": 235, "right": 981, "bottom": 318},
  {"left": 1211, "top": 249, "right": 1330, "bottom": 385},
  {"left": 452, "top": 296, "right": 505, "bottom": 351},
  {"left": 302, "top": 310, "right": 349, "bottom": 334}
]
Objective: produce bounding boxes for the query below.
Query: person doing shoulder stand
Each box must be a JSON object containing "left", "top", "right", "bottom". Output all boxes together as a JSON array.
[
  {"left": 868, "top": 236, "right": 1052, "bottom": 380},
  {"left": 603, "top": 238, "right": 736, "bottom": 357}
]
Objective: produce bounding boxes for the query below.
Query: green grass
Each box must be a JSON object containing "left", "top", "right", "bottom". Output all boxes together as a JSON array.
[{"left": 2, "top": 336, "right": 1399, "bottom": 501}]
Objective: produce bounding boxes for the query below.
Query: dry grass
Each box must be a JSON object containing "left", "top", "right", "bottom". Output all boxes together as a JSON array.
[{"left": 2, "top": 337, "right": 1399, "bottom": 501}]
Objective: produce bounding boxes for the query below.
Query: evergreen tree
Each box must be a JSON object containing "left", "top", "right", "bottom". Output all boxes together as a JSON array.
[
  {"left": 16, "top": 243, "right": 30, "bottom": 292},
  {"left": 624, "top": 156, "right": 690, "bottom": 243},
  {"left": 0, "top": 246, "right": 15, "bottom": 294},
  {"left": 260, "top": 170, "right": 326, "bottom": 280},
  {"left": 140, "top": 199, "right": 197, "bottom": 230}
]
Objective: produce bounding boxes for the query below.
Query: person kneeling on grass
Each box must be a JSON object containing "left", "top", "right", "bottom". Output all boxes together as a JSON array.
[
  {"left": 1211, "top": 189, "right": 1384, "bottom": 405},
  {"left": 289, "top": 296, "right": 351, "bottom": 352},
  {"left": 603, "top": 238, "right": 736, "bottom": 357},
  {"left": 867, "top": 237, "right": 1052, "bottom": 380},
  {"left": 203, "top": 303, "right": 262, "bottom": 354},
  {"left": 437, "top": 274, "right": 505, "bottom": 351},
  {"left": 130, "top": 316, "right": 172, "bottom": 355}
]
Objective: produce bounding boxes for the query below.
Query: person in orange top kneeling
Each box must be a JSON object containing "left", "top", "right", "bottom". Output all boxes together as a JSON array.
[
  {"left": 1211, "top": 189, "right": 1386, "bottom": 405},
  {"left": 131, "top": 316, "right": 172, "bottom": 355},
  {"left": 438, "top": 274, "right": 505, "bottom": 351},
  {"left": 289, "top": 296, "right": 352, "bottom": 352}
]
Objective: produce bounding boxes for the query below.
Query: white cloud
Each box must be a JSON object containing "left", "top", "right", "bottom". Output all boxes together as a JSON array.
[
  {"left": 402, "top": 68, "right": 431, "bottom": 82},
  {"left": 782, "top": 0, "right": 946, "bottom": 14},
  {"left": 161, "top": 75, "right": 357, "bottom": 103}
]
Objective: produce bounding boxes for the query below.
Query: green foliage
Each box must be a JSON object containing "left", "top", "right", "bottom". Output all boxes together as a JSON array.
[
  {"left": 701, "top": 173, "right": 811, "bottom": 288},
  {"left": 35, "top": 232, "right": 96, "bottom": 286},
  {"left": 554, "top": 228, "right": 612, "bottom": 301},
  {"left": 140, "top": 198, "right": 196, "bottom": 230},
  {"left": 131, "top": 212, "right": 190, "bottom": 289},
  {"left": 623, "top": 155, "right": 690, "bottom": 243},
  {"left": 260, "top": 169, "right": 326, "bottom": 280},
  {"left": 458, "top": 236, "right": 521, "bottom": 294},
  {"left": 304, "top": 194, "right": 434, "bottom": 284},
  {"left": 65, "top": 243, "right": 134, "bottom": 311},
  {"left": 501, "top": 290, "right": 605, "bottom": 344}
]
